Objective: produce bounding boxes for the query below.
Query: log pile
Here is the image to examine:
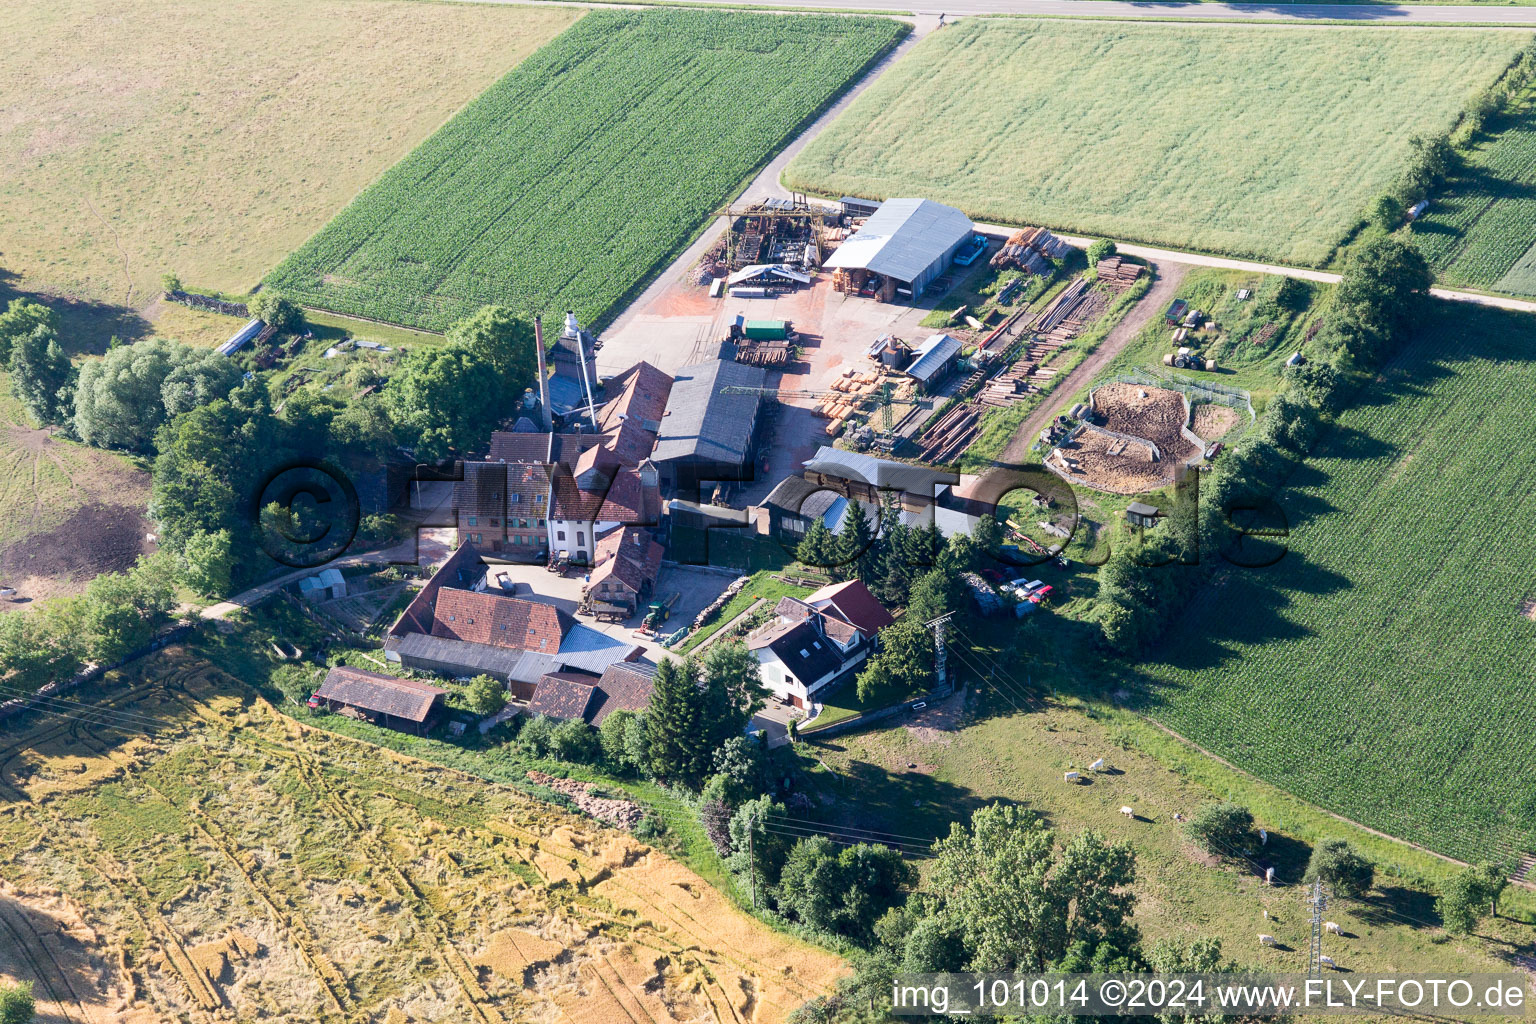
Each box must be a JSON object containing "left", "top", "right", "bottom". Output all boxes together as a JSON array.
[{"left": 991, "top": 226, "right": 1071, "bottom": 272}]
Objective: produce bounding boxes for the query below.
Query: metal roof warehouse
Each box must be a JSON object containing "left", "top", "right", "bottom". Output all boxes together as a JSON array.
[{"left": 823, "top": 197, "right": 974, "bottom": 298}]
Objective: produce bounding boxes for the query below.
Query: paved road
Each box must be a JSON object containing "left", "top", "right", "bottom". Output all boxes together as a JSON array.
[{"left": 472, "top": 0, "right": 1536, "bottom": 24}]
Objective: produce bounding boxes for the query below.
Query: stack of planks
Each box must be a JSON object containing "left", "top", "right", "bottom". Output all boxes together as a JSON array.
[
  {"left": 1094, "top": 256, "right": 1143, "bottom": 290},
  {"left": 916, "top": 400, "right": 982, "bottom": 464},
  {"left": 1031, "top": 279, "right": 1108, "bottom": 344}
]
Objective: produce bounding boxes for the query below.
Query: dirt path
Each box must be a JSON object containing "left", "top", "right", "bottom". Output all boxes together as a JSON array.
[{"left": 1000, "top": 261, "right": 1186, "bottom": 464}]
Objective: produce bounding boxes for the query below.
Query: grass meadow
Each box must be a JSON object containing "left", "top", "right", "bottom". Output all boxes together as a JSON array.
[
  {"left": 1412, "top": 83, "right": 1536, "bottom": 296},
  {"left": 787, "top": 19, "right": 1528, "bottom": 266},
  {"left": 1134, "top": 300, "right": 1536, "bottom": 865},
  {"left": 0, "top": 0, "right": 578, "bottom": 311}
]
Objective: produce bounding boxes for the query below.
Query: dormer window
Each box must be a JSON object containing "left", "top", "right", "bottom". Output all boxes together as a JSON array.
[{"left": 799, "top": 649, "right": 810, "bottom": 658}]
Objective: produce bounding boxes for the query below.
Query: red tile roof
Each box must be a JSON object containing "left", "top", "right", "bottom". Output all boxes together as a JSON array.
[
  {"left": 594, "top": 362, "right": 672, "bottom": 466},
  {"left": 527, "top": 671, "right": 599, "bottom": 720},
  {"left": 588, "top": 527, "right": 664, "bottom": 595},
  {"left": 431, "top": 589, "right": 571, "bottom": 653},
  {"left": 550, "top": 467, "right": 659, "bottom": 524},
  {"left": 316, "top": 667, "right": 446, "bottom": 723},
  {"left": 591, "top": 661, "right": 659, "bottom": 724},
  {"left": 804, "top": 580, "right": 895, "bottom": 638}
]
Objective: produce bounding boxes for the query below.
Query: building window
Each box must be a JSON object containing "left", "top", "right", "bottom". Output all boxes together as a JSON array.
[
  {"left": 509, "top": 493, "right": 520, "bottom": 504},
  {"left": 490, "top": 518, "right": 499, "bottom": 526},
  {"left": 577, "top": 531, "right": 585, "bottom": 546},
  {"left": 467, "top": 516, "right": 477, "bottom": 527},
  {"left": 537, "top": 519, "right": 546, "bottom": 528},
  {"left": 557, "top": 530, "right": 566, "bottom": 541},
  {"left": 519, "top": 519, "right": 530, "bottom": 530},
  {"left": 473, "top": 533, "right": 482, "bottom": 544}
]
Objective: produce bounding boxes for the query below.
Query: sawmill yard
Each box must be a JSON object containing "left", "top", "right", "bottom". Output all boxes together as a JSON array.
[
  {"left": 0, "top": 649, "right": 843, "bottom": 1024},
  {"left": 786, "top": 19, "right": 1529, "bottom": 266},
  {"left": 265, "top": 10, "right": 907, "bottom": 332}
]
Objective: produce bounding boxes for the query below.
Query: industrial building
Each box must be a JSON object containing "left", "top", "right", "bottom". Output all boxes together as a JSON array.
[
  {"left": 650, "top": 359, "right": 767, "bottom": 493},
  {"left": 904, "top": 333, "right": 964, "bottom": 393},
  {"left": 824, "top": 198, "right": 975, "bottom": 301}
]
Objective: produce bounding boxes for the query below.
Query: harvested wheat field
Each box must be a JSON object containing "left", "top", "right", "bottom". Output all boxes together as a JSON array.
[
  {"left": 0, "top": 373, "right": 152, "bottom": 607},
  {"left": 0, "top": 649, "right": 845, "bottom": 1023},
  {"left": 1191, "top": 403, "right": 1240, "bottom": 443},
  {"left": 0, "top": 0, "right": 578, "bottom": 307}
]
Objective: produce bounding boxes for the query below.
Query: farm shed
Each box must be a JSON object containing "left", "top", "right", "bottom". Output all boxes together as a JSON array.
[
  {"left": 651, "top": 359, "right": 767, "bottom": 492},
  {"left": 313, "top": 667, "right": 447, "bottom": 735},
  {"left": 1126, "top": 502, "right": 1162, "bottom": 528},
  {"left": 824, "top": 198, "right": 974, "bottom": 300},
  {"left": 391, "top": 633, "right": 538, "bottom": 696},
  {"left": 840, "top": 196, "right": 882, "bottom": 219},
  {"left": 526, "top": 671, "right": 601, "bottom": 720},
  {"left": 904, "top": 333, "right": 964, "bottom": 392}
]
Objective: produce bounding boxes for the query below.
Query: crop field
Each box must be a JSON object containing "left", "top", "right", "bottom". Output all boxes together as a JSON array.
[
  {"left": 265, "top": 10, "right": 907, "bottom": 332},
  {"left": 786, "top": 20, "right": 1527, "bottom": 266},
  {"left": 0, "top": 649, "right": 844, "bottom": 1023},
  {"left": 1134, "top": 301, "right": 1536, "bottom": 864},
  {"left": 0, "top": 372, "right": 151, "bottom": 607},
  {"left": 0, "top": 0, "right": 578, "bottom": 311},
  {"left": 1412, "top": 85, "right": 1536, "bottom": 296}
]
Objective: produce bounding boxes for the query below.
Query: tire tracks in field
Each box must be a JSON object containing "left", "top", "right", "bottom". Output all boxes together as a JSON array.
[
  {"left": 0, "top": 896, "right": 90, "bottom": 1024},
  {"left": 81, "top": 193, "right": 135, "bottom": 307}
]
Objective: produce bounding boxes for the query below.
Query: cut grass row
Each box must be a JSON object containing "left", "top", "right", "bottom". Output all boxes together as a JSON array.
[
  {"left": 787, "top": 19, "right": 1527, "bottom": 267},
  {"left": 266, "top": 9, "right": 908, "bottom": 332}
]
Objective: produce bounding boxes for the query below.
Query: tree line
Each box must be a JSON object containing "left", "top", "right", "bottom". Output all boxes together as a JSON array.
[{"left": 1095, "top": 236, "right": 1434, "bottom": 655}]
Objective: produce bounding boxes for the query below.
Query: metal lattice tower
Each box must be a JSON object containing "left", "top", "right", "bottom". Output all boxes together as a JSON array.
[
  {"left": 926, "top": 613, "right": 954, "bottom": 694},
  {"left": 1308, "top": 879, "right": 1328, "bottom": 978}
]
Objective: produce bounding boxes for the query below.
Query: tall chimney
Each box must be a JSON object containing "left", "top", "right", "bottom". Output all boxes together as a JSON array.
[{"left": 533, "top": 315, "right": 552, "bottom": 431}]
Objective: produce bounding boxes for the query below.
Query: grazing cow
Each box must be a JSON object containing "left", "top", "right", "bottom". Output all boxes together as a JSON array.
[
  {"left": 1064, "top": 771, "right": 1081, "bottom": 783},
  {"left": 1265, "top": 867, "right": 1276, "bottom": 885},
  {"left": 1319, "top": 955, "right": 1336, "bottom": 968},
  {"left": 1259, "top": 935, "right": 1276, "bottom": 946},
  {"left": 1089, "top": 758, "right": 1106, "bottom": 771},
  {"left": 1119, "top": 806, "right": 1135, "bottom": 819},
  {"left": 1324, "top": 921, "right": 1341, "bottom": 935}
]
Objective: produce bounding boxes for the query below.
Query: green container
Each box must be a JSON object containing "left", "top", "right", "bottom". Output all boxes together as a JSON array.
[{"left": 743, "top": 319, "right": 789, "bottom": 340}]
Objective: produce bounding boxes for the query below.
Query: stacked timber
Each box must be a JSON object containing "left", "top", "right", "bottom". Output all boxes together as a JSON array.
[{"left": 1094, "top": 256, "right": 1143, "bottom": 290}]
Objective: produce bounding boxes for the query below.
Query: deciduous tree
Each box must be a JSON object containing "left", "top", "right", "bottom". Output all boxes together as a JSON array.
[
  {"left": 1304, "top": 838, "right": 1374, "bottom": 898},
  {"left": 8, "top": 325, "right": 75, "bottom": 426}
]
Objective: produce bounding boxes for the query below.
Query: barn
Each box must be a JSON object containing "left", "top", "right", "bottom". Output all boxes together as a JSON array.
[{"left": 824, "top": 198, "right": 974, "bottom": 301}]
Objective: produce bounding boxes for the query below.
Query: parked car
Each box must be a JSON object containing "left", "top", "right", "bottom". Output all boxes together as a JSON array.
[{"left": 306, "top": 693, "right": 324, "bottom": 710}]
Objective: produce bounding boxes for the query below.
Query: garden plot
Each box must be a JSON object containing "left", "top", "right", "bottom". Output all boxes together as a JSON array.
[{"left": 0, "top": 649, "right": 844, "bottom": 1023}]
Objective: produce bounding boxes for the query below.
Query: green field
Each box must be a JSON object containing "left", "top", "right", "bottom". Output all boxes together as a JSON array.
[
  {"left": 787, "top": 19, "right": 1526, "bottom": 266},
  {"left": 266, "top": 10, "right": 906, "bottom": 331},
  {"left": 1413, "top": 85, "right": 1536, "bottom": 296},
  {"left": 1132, "top": 301, "right": 1536, "bottom": 864}
]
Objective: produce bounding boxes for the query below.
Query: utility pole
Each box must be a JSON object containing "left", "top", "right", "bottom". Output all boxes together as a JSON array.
[
  {"left": 1308, "top": 879, "right": 1328, "bottom": 978},
  {"left": 925, "top": 613, "right": 954, "bottom": 695},
  {"left": 748, "top": 811, "right": 758, "bottom": 911}
]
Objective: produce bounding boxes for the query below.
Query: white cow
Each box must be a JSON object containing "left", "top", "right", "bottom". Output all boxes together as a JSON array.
[
  {"left": 1265, "top": 867, "right": 1276, "bottom": 886},
  {"left": 1324, "top": 921, "right": 1341, "bottom": 935},
  {"left": 1319, "top": 955, "right": 1336, "bottom": 968},
  {"left": 1259, "top": 935, "right": 1277, "bottom": 947},
  {"left": 1064, "top": 771, "right": 1081, "bottom": 783},
  {"left": 1119, "top": 806, "right": 1135, "bottom": 819},
  {"left": 1089, "top": 758, "right": 1106, "bottom": 771}
]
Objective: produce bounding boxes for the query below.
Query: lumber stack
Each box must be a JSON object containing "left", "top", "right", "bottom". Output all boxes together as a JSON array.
[{"left": 1094, "top": 256, "right": 1143, "bottom": 290}]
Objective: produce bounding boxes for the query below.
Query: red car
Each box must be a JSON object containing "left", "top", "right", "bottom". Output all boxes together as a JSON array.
[{"left": 307, "top": 693, "right": 324, "bottom": 710}]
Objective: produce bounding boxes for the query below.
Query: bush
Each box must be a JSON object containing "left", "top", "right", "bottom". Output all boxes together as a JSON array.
[
  {"left": 517, "top": 714, "right": 556, "bottom": 757},
  {"left": 1185, "top": 801, "right": 1257, "bottom": 857},
  {"left": 548, "top": 718, "right": 601, "bottom": 763},
  {"left": 161, "top": 272, "right": 182, "bottom": 295},
  {"left": 249, "top": 291, "right": 303, "bottom": 333},
  {"left": 0, "top": 981, "right": 35, "bottom": 1024},
  {"left": 464, "top": 674, "right": 508, "bottom": 718},
  {"left": 1086, "top": 238, "right": 1116, "bottom": 267},
  {"left": 1304, "top": 837, "right": 1375, "bottom": 897}
]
